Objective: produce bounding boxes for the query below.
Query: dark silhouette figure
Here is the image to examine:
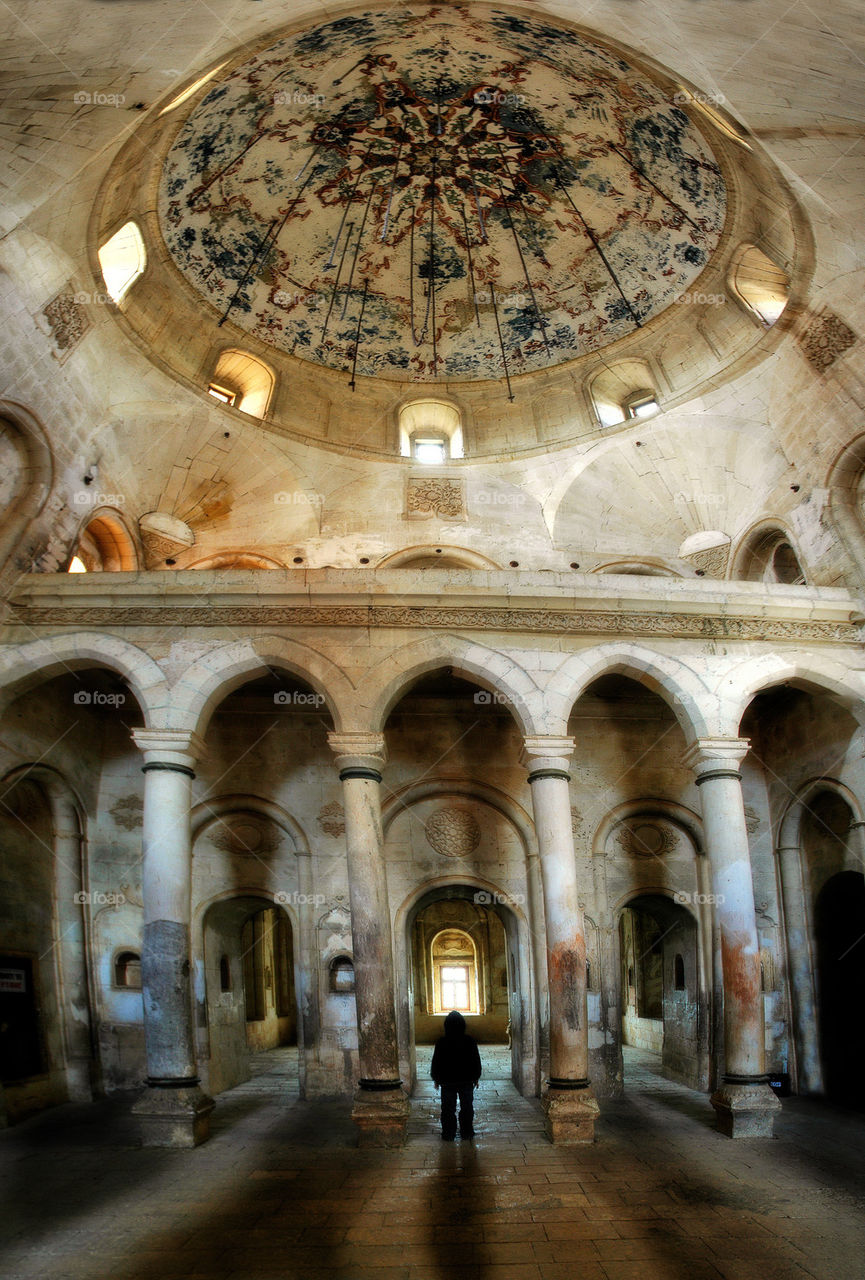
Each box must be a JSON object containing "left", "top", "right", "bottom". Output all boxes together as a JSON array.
[{"left": 430, "top": 1010, "right": 482, "bottom": 1140}]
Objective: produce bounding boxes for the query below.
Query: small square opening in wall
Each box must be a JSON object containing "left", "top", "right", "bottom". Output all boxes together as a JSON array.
[
  {"left": 413, "top": 437, "right": 447, "bottom": 465},
  {"left": 626, "top": 391, "right": 660, "bottom": 419},
  {"left": 208, "top": 383, "right": 237, "bottom": 407}
]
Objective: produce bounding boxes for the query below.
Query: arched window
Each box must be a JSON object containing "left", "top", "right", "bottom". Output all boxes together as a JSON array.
[
  {"left": 431, "top": 929, "right": 479, "bottom": 1014},
  {"left": 735, "top": 526, "right": 806, "bottom": 584},
  {"left": 589, "top": 360, "right": 660, "bottom": 428},
  {"left": 114, "top": 950, "right": 142, "bottom": 990},
  {"left": 69, "top": 511, "right": 138, "bottom": 572},
  {"left": 329, "top": 956, "right": 355, "bottom": 994},
  {"left": 98, "top": 221, "right": 146, "bottom": 303},
  {"left": 399, "top": 399, "right": 464, "bottom": 459},
  {"left": 674, "top": 953, "right": 685, "bottom": 991},
  {"left": 209, "top": 349, "right": 275, "bottom": 417},
  {"left": 728, "top": 243, "right": 789, "bottom": 327}
]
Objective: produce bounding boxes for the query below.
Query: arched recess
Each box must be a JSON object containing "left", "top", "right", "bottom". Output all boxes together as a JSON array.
[
  {"left": 826, "top": 432, "right": 865, "bottom": 588},
  {"left": 0, "top": 633, "right": 167, "bottom": 728},
  {"left": 208, "top": 349, "right": 275, "bottom": 417},
  {"left": 727, "top": 242, "right": 789, "bottom": 327},
  {"left": 393, "top": 875, "right": 538, "bottom": 1099},
  {"left": 730, "top": 520, "right": 806, "bottom": 584},
  {"left": 170, "top": 636, "right": 355, "bottom": 738},
  {"left": 591, "top": 560, "right": 682, "bottom": 578},
  {"left": 547, "top": 642, "right": 715, "bottom": 742},
  {"left": 189, "top": 795, "right": 313, "bottom": 1095},
  {"left": 776, "top": 778, "right": 863, "bottom": 1095},
  {"left": 0, "top": 401, "right": 53, "bottom": 578},
  {"left": 185, "top": 552, "right": 287, "bottom": 570},
  {"left": 363, "top": 636, "right": 544, "bottom": 736},
  {"left": 376, "top": 545, "right": 501, "bottom": 571},
  {"left": 70, "top": 507, "right": 140, "bottom": 572},
  {"left": 0, "top": 765, "right": 95, "bottom": 1120}
]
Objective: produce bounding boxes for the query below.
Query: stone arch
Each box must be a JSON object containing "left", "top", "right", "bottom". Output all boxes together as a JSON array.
[
  {"left": 363, "top": 635, "right": 544, "bottom": 735},
  {"left": 0, "top": 763, "right": 94, "bottom": 1105},
  {"left": 382, "top": 778, "right": 534, "bottom": 853},
  {"left": 185, "top": 551, "right": 288, "bottom": 571},
  {"left": 729, "top": 518, "right": 807, "bottom": 583},
  {"left": 0, "top": 633, "right": 165, "bottom": 725},
  {"left": 547, "top": 642, "right": 715, "bottom": 741},
  {"left": 593, "top": 798, "right": 704, "bottom": 859},
  {"left": 826, "top": 432, "right": 865, "bottom": 587},
  {"left": 169, "top": 635, "right": 356, "bottom": 736},
  {"left": 190, "top": 793, "right": 311, "bottom": 853},
  {"left": 0, "top": 400, "right": 53, "bottom": 576},
  {"left": 777, "top": 776, "right": 863, "bottom": 850},
  {"left": 392, "top": 872, "right": 537, "bottom": 1097},
  {"left": 376, "top": 545, "right": 501, "bottom": 570},
  {"left": 71, "top": 505, "right": 140, "bottom": 571},
  {"left": 718, "top": 653, "right": 865, "bottom": 735}
]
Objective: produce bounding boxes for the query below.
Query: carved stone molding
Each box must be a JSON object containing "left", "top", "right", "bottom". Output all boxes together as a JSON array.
[
  {"left": 208, "top": 816, "right": 281, "bottom": 857},
  {"left": 682, "top": 543, "right": 730, "bottom": 579},
  {"left": 10, "top": 603, "right": 860, "bottom": 643},
  {"left": 110, "top": 794, "right": 144, "bottom": 830},
  {"left": 406, "top": 476, "right": 466, "bottom": 521},
  {"left": 317, "top": 801, "right": 345, "bottom": 837},
  {"left": 425, "top": 806, "right": 481, "bottom": 858},
  {"left": 798, "top": 308, "right": 856, "bottom": 374},
  {"left": 615, "top": 821, "right": 679, "bottom": 859}
]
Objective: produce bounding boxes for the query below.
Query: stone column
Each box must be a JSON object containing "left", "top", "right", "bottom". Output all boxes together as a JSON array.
[
  {"left": 521, "top": 736, "right": 598, "bottom": 1144},
  {"left": 131, "top": 729, "right": 214, "bottom": 1147},
  {"left": 328, "top": 732, "right": 409, "bottom": 1146},
  {"left": 682, "top": 738, "right": 781, "bottom": 1137},
  {"left": 776, "top": 842, "right": 822, "bottom": 1093}
]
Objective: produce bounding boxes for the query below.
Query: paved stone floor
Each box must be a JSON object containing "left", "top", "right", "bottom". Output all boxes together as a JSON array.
[{"left": 2, "top": 1046, "right": 864, "bottom": 1280}]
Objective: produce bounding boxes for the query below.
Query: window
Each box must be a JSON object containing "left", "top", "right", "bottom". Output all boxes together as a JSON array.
[
  {"left": 329, "top": 956, "right": 355, "bottom": 994},
  {"left": 439, "top": 964, "right": 469, "bottom": 1010},
  {"left": 399, "top": 399, "right": 463, "bottom": 458},
  {"left": 674, "top": 954, "right": 685, "bottom": 991},
  {"left": 219, "top": 955, "right": 231, "bottom": 992},
  {"left": 413, "top": 436, "right": 447, "bottom": 465},
  {"left": 736, "top": 526, "right": 806, "bottom": 584},
  {"left": 114, "top": 950, "right": 142, "bottom": 990},
  {"left": 625, "top": 390, "right": 660, "bottom": 420},
  {"left": 589, "top": 360, "right": 658, "bottom": 428},
  {"left": 207, "top": 383, "right": 237, "bottom": 407},
  {"left": 729, "top": 243, "right": 789, "bottom": 327},
  {"left": 209, "top": 350, "right": 274, "bottom": 417},
  {"left": 68, "top": 556, "right": 87, "bottom": 573},
  {"left": 98, "top": 221, "right": 146, "bottom": 303}
]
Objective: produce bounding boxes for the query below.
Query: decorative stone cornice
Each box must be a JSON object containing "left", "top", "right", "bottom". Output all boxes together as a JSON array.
[
  {"left": 132, "top": 728, "right": 207, "bottom": 771},
  {"left": 7, "top": 602, "right": 862, "bottom": 643},
  {"left": 521, "top": 735, "right": 575, "bottom": 777}
]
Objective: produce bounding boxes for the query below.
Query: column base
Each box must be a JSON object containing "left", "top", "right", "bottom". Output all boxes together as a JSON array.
[
  {"left": 133, "top": 1082, "right": 215, "bottom": 1148},
  {"left": 351, "top": 1084, "right": 410, "bottom": 1147},
  {"left": 711, "top": 1079, "right": 782, "bottom": 1138},
  {"left": 542, "top": 1083, "right": 599, "bottom": 1145}
]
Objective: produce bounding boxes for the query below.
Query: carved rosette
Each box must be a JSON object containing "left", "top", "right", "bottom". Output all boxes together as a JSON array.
[
  {"left": 425, "top": 806, "right": 481, "bottom": 858},
  {"left": 615, "top": 821, "right": 678, "bottom": 859},
  {"left": 317, "top": 801, "right": 346, "bottom": 837},
  {"left": 42, "top": 286, "right": 91, "bottom": 361},
  {"left": 798, "top": 308, "right": 856, "bottom": 374},
  {"left": 406, "top": 476, "right": 466, "bottom": 521},
  {"left": 110, "top": 794, "right": 144, "bottom": 831},
  {"left": 208, "top": 816, "right": 282, "bottom": 857}
]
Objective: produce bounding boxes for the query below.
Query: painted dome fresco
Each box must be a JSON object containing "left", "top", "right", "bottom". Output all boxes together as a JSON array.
[{"left": 157, "top": 5, "right": 726, "bottom": 386}]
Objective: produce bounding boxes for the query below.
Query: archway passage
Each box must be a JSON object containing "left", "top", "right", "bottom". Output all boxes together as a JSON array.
[
  {"left": 814, "top": 871, "right": 865, "bottom": 1106},
  {"left": 406, "top": 886, "right": 526, "bottom": 1091},
  {"left": 619, "top": 894, "right": 704, "bottom": 1090},
  {"left": 203, "top": 896, "right": 296, "bottom": 1096}
]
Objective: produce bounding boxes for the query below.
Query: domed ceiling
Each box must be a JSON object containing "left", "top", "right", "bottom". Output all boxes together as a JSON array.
[{"left": 158, "top": 5, "right": 726, "bottom": 387}]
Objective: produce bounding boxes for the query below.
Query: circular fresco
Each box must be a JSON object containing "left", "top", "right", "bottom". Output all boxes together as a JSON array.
[{"left": 158, "top": 6, "right": 726, "bottom": 385}]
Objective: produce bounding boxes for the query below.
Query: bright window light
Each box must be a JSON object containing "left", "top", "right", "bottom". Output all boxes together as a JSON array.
[
  {"left": 98, "top": 221, "right": 146, "bottom": 303},
  {"left": 207, "top": 383, "right": 237, "bottom": 406},
  {"left": 414, "top": 438, "right": 447, "bottom": 464},
  {"left": 68, "top": 556, "right": 87, "bottom": 573},
  {"left": 627, "top": 393, "right": 660, "bottom": 419}
]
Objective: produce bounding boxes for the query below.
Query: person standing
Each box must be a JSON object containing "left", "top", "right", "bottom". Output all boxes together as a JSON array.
[{"left": 430, "top": 1010, "right": 482, "bottom": 1140}]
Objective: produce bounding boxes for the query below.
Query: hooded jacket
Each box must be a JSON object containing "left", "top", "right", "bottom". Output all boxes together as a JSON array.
[{"left": 430, "top": 1011, "right": 482, "bottom": 1085}]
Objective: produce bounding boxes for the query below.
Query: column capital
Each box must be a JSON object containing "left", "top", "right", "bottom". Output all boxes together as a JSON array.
[
  {"left": 520, "top": 735, "right": 575, "bottom": 778},
  {"left": 132, "top": 728, "right": 207, "bottom": 774},
  {"left": 328, "top": 731, "right": 387, "bottom": 777},
  {"left": 682, "top": 736, "right": 750, "bottom": 780}
]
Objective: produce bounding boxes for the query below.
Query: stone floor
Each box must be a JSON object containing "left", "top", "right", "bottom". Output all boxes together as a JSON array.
[{"left": 1, "top": 1046, "right": 864, "bottom": 1280}]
